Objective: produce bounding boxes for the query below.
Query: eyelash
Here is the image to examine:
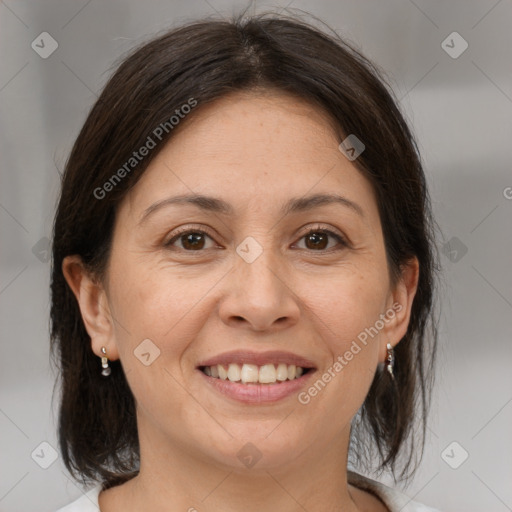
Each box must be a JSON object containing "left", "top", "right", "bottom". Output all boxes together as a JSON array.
[{"left": 164, "top": 225, "right": 348, "bottom": 253}]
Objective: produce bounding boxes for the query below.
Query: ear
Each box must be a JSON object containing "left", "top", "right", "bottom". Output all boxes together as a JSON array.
[
  {"left": 379, "top": 256, "right": 419, "bottom": 363},
  {"left": 62, "top": 255, "right": 119, "bottom": 361}
]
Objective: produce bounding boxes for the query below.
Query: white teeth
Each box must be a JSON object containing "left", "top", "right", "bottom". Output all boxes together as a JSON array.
[
  {"left": 240, "top": 364, "right": 259, "bottom": 383},
  {"left": 259, "top": 364, "right": 277, "bottom": 383},
  {"left": 276, "top": 363, "right": 288, "bottom": 381},
  {"left": 218, "top": 364, "right": 228, "bottom": 380},
  {"left": 202, "top": 363, "right": 307, "bottom": 384},
  {"left": 227, "top": 363, "right": 241, "bottom": 382}
]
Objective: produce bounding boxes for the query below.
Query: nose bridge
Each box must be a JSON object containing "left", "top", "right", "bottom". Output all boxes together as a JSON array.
[
  {"left": 235, "top": 233, "right": 286, "bottom": 302},
  {"left": 219, "top": 233, "right": 299, "bottom": 330}
]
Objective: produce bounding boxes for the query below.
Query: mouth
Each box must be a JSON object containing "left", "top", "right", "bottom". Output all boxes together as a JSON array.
[
  {"left": 199, "top": 363, "right": 314, "bottom": 384},
  {"left": 196, "top": 350, "right": 317, "bottom": 403}
]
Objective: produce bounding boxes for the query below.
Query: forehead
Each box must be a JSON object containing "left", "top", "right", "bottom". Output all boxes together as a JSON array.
[{"left": 121, "top": 90, "right": 379, "bottom": 225}]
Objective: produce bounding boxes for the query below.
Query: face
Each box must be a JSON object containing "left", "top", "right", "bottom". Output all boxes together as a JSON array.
[{"left": 66, "top": 90, "right": 418, "bottom": 473}]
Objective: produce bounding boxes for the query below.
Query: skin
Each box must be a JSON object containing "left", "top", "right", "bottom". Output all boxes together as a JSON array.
[{"left": 63, "top": 90, "right": 419, "bottom": 512}]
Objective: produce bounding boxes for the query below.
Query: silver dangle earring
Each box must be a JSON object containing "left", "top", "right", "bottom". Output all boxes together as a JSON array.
[
  {"left": 101, "top": 346, "right": 111, "bottom": 377},
  {"left": 386, "top": 343, "right": 395, "bottom": 381}
]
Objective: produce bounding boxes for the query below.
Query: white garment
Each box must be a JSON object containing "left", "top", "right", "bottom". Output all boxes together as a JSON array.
[{"left": 55, "top": 471, "right": 442, "bottom": 511}]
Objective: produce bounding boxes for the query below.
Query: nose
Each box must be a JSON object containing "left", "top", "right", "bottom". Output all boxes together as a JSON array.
[{"left": 218, "top": 247, "right": 300, "bottom": 332}]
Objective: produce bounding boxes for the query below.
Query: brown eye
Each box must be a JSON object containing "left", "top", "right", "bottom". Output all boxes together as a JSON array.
[
  {"left": 165, "top": 230, "right": 215, "bottom": 251},
  {"left": 296, "top": 229, "right": 347, "bottom": 252},
  {"left": 305, "top": 231, "right": 328, "bottom": 250}
]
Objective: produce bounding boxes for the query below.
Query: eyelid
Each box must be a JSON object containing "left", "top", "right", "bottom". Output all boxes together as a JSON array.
[
  {"left": 294, "top": 224, "right": 349, "bottom": 249},
  {"left": 165, "top": 223, "right": 349, "bottom": 252},
  {"left": 164, "top": 224, "right": 216, "bottom": 244}
]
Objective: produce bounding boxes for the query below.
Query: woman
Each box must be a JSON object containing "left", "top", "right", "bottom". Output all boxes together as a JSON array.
[{"left": 51, "top": 12, "right": 441, "bottom": 512}]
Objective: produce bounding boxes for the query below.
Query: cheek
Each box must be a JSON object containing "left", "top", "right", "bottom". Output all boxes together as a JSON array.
[
  {"left": 305, "top": 263, "right": 389, "bottom": 343},
  {"left": 106, "top": 264, "right": 206, "bottom": 422},
  {"left": 298, "top": 278, "right": 385, "bottom": 432},
  {"left": 295, "top": 261, "right": 388, "bottom": 406},
  {"left": 108, "top": 256, "right": 225, "bottom": 365}
]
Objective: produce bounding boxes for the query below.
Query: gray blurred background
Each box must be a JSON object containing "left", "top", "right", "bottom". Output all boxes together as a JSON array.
[{"left": 1, "top": 1, "right": 511, "bottom": 511}]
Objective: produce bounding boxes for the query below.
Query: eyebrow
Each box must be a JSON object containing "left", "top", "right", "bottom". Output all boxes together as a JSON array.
[{"left": 139, "top": 192, "right": 364, "bottom": 224}]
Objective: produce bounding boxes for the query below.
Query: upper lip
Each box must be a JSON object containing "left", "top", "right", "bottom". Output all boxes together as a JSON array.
[{"left": 197, "top": 350, "right": 317, "bottom": 369}]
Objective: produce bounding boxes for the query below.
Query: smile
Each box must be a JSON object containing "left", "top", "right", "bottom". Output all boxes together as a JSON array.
[{"left": 200, "top": 363, "right": 311, "bottom": 384}]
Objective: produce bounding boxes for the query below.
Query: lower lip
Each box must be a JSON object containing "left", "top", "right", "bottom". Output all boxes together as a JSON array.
[{"left": 198, "top": 369, "right": 316, "bottom": 404}]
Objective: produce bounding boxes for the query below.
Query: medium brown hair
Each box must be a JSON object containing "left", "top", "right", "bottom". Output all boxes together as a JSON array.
[{"left": 50, "top": 11, "right": 440, "bottom": 489}]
